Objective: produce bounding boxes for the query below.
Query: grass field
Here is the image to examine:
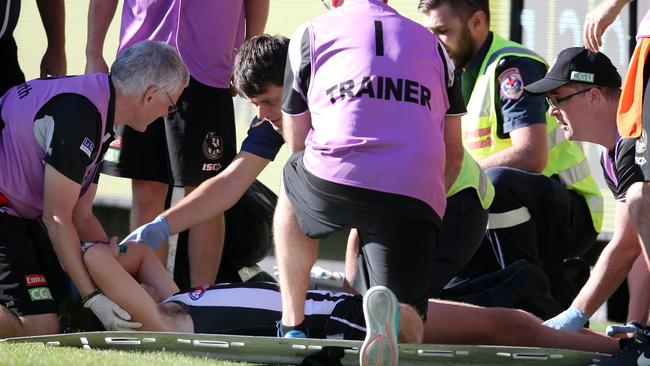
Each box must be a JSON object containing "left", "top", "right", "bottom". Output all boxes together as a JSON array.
[{"left": 0, "top": 342, "right": 257, "bottom": 366}]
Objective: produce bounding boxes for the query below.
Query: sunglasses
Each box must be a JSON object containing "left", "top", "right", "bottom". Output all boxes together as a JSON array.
[
  {"left": 545, "top": 88, "right": 596, "bottom": 109},
  {"left": 166, "top": 92, "right": 179, "bottom": 115}
]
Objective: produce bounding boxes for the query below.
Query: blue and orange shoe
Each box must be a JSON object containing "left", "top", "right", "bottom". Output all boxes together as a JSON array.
[{"left": 360, "top": 286, "right": 399, "bottom": 366}]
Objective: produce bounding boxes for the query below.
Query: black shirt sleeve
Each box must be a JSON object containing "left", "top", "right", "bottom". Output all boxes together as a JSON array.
[
  {"left": 240, "top": 117, "right": 285, "bottom": 161},
  {"left": 37, "top": 93, "right": 103, "bottom": 185},
  {"left": 601, "top": 138, "right": 645, "bottom": 200},
  {"left": 614, "top": 138, "right": 645, "bottom": 200},
  {"left": 495, "top": 56, "right": 548, "bottom": 134},
  {"left": 436, "top": 43, "right": 465, "bottom": 116},
  {"left": 446, "top": 70, "right": 466, "bottom": 115},
  {"left": 282, "top": 25, "right": 311, "bottom": 115}
]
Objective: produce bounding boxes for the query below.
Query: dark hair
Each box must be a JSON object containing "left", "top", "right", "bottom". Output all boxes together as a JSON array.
[
  {"left": 417, "top": 0, "right": 490, "bottom": 24},
  {"left": 234, "top": 34, "right": 290, "bottom": 98}
]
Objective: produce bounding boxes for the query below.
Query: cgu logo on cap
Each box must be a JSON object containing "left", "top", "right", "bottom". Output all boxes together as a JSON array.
[{"left": 570, "top": 71, "right": 594, "bottom": 83}]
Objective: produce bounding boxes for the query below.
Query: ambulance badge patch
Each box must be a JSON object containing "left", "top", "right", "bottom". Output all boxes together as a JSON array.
[{"left": 498, "top": 68, "right": 524, "bottom": 100}]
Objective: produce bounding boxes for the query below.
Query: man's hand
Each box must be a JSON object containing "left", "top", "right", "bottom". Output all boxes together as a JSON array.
[
  {"left": 84, "top": 293, "right": 142, "bottom": 331},
  {"left": 40, "top": 46, "right": 67, "bottom": 77},
  {"left": 583, "top": 0, "right": 630, "bottom": 53},
  {"left": 120, "top": 215, "right": 172, "bottom": 250},
  {"left": 542, "top": 306, "right": 589, "bottom": 332},
  {"left": 85, "top": 55, "right": 109, "bottom": 74}
]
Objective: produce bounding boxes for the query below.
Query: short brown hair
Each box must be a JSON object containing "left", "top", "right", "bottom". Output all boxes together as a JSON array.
[{"left": 417, "top": 0, "right": 490, "bottom": 24}]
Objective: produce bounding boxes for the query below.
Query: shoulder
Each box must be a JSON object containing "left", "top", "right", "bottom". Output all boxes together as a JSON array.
[
  {"left": 37, "top": 93, "right": 102, "bottom": 135},
  {"left": 497, "top": 56, "right": 547, "bottom": 80}
]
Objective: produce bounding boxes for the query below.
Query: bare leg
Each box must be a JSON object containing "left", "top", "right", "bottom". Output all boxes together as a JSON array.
[
  {"left": 424, "top": 299, "right": 618, "bottom": 353},
  {"left": 185, "top": 185, "right": 225, "bottom": 287},
  {"left": 343, "top": 229, "right": 360, "bottom": 293},
  {"left": 0, "top": 307, "right": 59, "bottom": 338},
  {"left": 397, "top": 304, "right": 423, "bottom": 343},
  {"left": 131, "top": 180, "right": 169, "bottom": 265},
  {"left": 274, "top": 191, "right": 318, "bottom": 328},
  {"left": 627, "top": 254, "right": 650, "bottom": 324}
]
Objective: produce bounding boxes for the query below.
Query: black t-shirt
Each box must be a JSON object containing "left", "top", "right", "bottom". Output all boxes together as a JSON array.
[
  {"left": 601, "top": 138, "right": 645, "bottom": 200},
  {"left": 35, "top": 93, "right": 113, "bottom": 186}
]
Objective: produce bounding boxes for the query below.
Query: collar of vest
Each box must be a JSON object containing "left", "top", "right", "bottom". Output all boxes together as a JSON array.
[{"left": 478, "top": 33, "right": 547, "bottom": 77}]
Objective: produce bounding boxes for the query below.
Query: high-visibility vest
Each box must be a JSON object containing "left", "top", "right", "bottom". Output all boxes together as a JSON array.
[
  {"left": 447, "top": 149, "right": 494, "bottom": 209},
  {"left": 461, "top": 34, "right": 603, "bottom": 232}
]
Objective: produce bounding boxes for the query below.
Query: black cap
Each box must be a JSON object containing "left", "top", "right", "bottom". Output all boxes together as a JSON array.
[{"left": 524, "top": 47, "right": 621, "bottom": 94}]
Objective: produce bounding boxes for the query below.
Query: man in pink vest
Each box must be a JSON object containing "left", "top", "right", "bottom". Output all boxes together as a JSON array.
[
  {"left": 85, "top": 0, "right": 269, "bottom": 288},
  {"left": 0, "top": 41, "right": 189, "bottom": 337},
  {"left": 275, "top": 0, "right": 463, "bottom": 363}
]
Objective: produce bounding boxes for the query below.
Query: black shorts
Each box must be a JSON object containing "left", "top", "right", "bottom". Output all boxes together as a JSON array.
[
  {"left": 0, "top": 36, "right": 26, "bottom": 97},
  {"left": 101, "top": 76, "right": 237, "bottom": 186},
  {"left": 282, "top": 152, "right": 440, "bottom": 317},
  {"left": 0, "top": 213, "right": 68, "bottom": 317}
]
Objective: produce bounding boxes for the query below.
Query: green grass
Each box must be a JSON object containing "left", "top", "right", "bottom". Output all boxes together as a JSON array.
[{"left": 0, "top": 343, "right": 259, "bottom": 366}]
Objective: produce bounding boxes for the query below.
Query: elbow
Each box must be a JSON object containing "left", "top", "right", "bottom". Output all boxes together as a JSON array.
[
  {"left": 608, "top": 235, "right": 642, "bottom": 260},
  {"left": 82, "top": 243, "right": 109, "bottom": 266},
  {"left": 525, "top": 150, "right": 547, "bottom": 174},
  {"left": 41, "top": 209, "right": 61, "bottom": 232},
  {"left": 41, "top": 212, "right": 56, "bottom": 230},
  {"left": 444, "top": 159, "right": 463, "bottom": 190},
  {"left": 528, "top": 158, "right": 546, "bottom": 174}
]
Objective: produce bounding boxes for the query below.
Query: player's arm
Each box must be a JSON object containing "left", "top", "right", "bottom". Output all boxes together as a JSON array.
[
  {"left": 244, "top": 0, "right": 270, "bottom": 39},
  {"left": 85, "top": 0, "right": 119, "bottom": 74},
  {"left": 164, "top": 151, "right": 270, "bottom": 234},
  {"left": 42, "top": 166, "right": 96, "bottom": 298},
  {"left": 282, "top": 112, "right": 312, "bottom": 153},
  {"left": 36, "top": 0, "right": 66, "bottom": 76},
  {"left": 545, "top": 199, "right": 641, "bottom": 331},
  {"left": 39, "top": 95, "right": 105, "bottom": 299},
  {"left": 73, "top": 183, "right": 110, "bottom": 243},
  {"left": 83, "top": 242, "right": 176, "bottom": 331},
  {"left": 572, "top": 200, "right": 641, "bottom": 315},
  {"left": 122, "top": 115, "right": 284, "bottom": 249},
  {"left": 443, "top": 61, "right": 466, "bottom": 190}
]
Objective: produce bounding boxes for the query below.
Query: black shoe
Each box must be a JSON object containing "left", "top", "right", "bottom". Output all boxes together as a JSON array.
[{"left": 591, "top": 328, "right": 650, "bottom": 366}]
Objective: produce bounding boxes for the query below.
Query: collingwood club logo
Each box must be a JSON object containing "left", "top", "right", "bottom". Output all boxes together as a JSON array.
[{"left": 202, "top": 132, "right": 223, "bottom": 160}]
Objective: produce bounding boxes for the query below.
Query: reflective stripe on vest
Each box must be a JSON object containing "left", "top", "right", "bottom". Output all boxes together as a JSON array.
[
  {"left": 461, "top": 34, "right": 603, "bottom": 232},
  {"left": 447, "top": 149, "right": 495, "bottom": 209},
  {"left": 487, "top": 206, "right": 531, "bottom": 229}
]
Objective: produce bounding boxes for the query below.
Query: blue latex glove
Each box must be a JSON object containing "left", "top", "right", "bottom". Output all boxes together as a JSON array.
[
  {"left": 606, "top": 322, "right": 642, "bottom": 337},
  {"left": 120, "top": 215, "right": 172, "bottom": 250},
  {"left": 542, "top": 306, "right": 590, "bottom": 332}
]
